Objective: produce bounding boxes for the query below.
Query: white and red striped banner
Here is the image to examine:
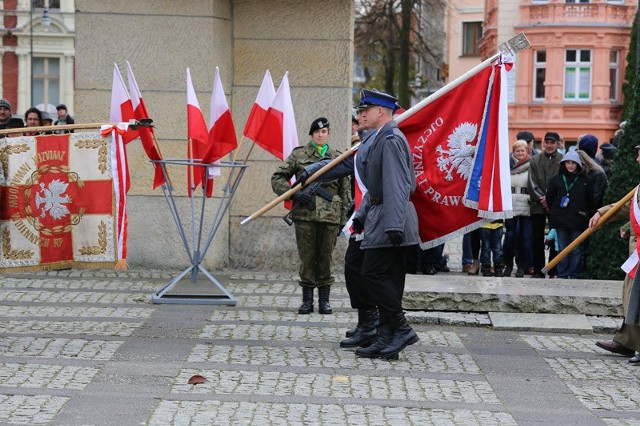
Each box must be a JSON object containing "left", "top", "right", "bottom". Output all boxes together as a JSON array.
[{"left": 398, "top": 57, "right": 513, "bottom": 248}]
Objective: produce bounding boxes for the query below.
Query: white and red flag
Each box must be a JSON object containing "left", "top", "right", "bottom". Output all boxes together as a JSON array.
[
  {"left": 125, "top": 61, "right": 165, "bottom": 189},
  {"left": 397, "top": 56, "right": 513, "bottom": 248},
  {"left": 108, "top": 64, "right": 135, "bottom": 267},
  {"left": 109, "top": 64, "right": 137, "bottom": 145},
  {"left": 243, "top": 70, "right": 276, "bottom": 142},
  {"left": 201, "top": 67, "right": 238, "bottom": 197},
  {"left": 254, "top": 71, "right": 298, "bottom": 161},
  {"left": 186, "top": 67, "right": 209, "bottom": 196}
]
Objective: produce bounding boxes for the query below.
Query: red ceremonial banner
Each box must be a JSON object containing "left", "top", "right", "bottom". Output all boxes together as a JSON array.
[
  {"left": 398, "top": 66, "right": 493, "bottom": 248},
  {"left": 0, "top": 132, "right": 120, "bottom": 271}
]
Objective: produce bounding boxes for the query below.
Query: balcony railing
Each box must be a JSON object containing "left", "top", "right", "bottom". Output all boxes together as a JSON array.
[{"left": 523, "top": 3, "right": 635, "bottom": 26}]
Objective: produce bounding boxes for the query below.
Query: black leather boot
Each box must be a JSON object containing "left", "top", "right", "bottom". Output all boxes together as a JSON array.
[
  {"left": 378, "top": 312, "right": 419, "bottom": 360},
  {"left": 318, "top": 286, "right": 332, "bottom": 314},
  {"left": 340, "top": 308, "right": 378, "bottom": 348},
  {"left": 355, "top": 323, "right": 394, "bottom": 358},
  {"left": 298, "top": 287, "right": 314, "bottom": 314}
]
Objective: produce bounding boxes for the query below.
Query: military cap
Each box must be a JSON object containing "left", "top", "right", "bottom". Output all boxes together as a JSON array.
[
  {"left": 357, "top": 89, "right": 398, "bottom": 112},
  {"left": 309, "top": 117, "right": 329, "bottom": 135}
]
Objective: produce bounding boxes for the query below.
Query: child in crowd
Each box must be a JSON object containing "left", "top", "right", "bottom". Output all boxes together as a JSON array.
[{"left": 479, "top": 220, "right": 504, "bottom": 277}]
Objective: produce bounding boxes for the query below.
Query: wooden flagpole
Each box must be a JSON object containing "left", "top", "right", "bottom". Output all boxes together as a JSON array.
[
  {"left": 542, "top": 186, "right": 637, "bottom": 274},
  {"left": 241, "top": 33, "right": 531, "bottom": 226},
  {"left": 0, "top": 122, "right": 114, "bottom": 135},
  {"left": 240, "top": 145, "right": 359, "bottom": 225}
]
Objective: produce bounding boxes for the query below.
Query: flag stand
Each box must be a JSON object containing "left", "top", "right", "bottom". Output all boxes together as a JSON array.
[{"left": 150, "top": 158, "right": 248, "bottom": 305}]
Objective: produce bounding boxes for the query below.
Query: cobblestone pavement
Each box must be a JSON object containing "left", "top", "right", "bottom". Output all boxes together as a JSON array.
[{"left": 0, "top": 269, "right": 638, "bottom": 425}]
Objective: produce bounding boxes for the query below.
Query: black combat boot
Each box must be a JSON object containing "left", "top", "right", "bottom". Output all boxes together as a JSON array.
[
  {"left": 318, "top": 286, "right": 332, "bottom": 314},
  {"left": 340, "top": 308, "right": 378, "bottom": 348},
  {"left": 494, "top": 263, "right": 505, "bottom": 278},
  {"left": 298, "top": 287, "right": 314, "bottom": 314},
  {"left": 378, "top": 312, "right": 419, "bottom": 360}
]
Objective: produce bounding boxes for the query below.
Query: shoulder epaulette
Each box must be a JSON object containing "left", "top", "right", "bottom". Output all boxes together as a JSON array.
[
  {"left": 386, "top": 129, "right": 397, "bottom": 139},
  {"left": 292, "top": 146, "right": 304, "bottom": 151}
]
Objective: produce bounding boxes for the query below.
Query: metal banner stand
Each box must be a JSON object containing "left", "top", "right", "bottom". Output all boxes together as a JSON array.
[{"left": 150, "top": 158, "right": 248, "bottom": 305}]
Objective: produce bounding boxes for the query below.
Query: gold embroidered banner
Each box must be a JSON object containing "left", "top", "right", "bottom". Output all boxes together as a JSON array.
[{"left": 0, "top": 132, "right": 118, "bottom": 271}]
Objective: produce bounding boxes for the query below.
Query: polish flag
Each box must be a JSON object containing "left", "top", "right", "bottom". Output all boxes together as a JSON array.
[
  {"left": 109, "top": 64, "right": 137, "bottom": 144},
  {"left": 243, "top": 70, "right": 275, "bottom": 142},
  {"left": 186, "top": 67, "right": 209, "bottom": 196},
  {"left": 126, "top": 61, "right": 165, "bottom": 189},
  {"left": 201, "top": 67, "right": 238, "bottom": 197},
  {"left": 108, "top": 65, "right": 134, "bottom": 268},
  {"left": 254, "top": 71, "right": 298, "bottom": 161}
]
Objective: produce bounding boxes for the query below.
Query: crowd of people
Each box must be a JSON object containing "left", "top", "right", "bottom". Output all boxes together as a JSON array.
[
  {"left": 455, "top": 130, "right": 615, "bottom": 280},
  {"left": 0, "top": 98, "right": 74, "bottom": 138}
]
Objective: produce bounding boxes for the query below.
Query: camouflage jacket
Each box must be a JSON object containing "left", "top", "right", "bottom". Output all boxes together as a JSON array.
[{"left": 271, "top": 142, "right": 351, "bottom": 225}]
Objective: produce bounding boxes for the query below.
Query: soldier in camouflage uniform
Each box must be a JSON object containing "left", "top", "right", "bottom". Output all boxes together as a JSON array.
[{"left": 271, "top": 117, "right": 351, "bottom": 314}]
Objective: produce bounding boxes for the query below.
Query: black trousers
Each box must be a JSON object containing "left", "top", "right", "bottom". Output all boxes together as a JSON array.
[
  {"left": 360, "top": 246, "right": 409, "bottom": 321},
  {"left": 344, "top": 237, "right": 372, "bottom": 310},
  {"left": 531, "top": 213, "right": 547, "bottom": 273}
]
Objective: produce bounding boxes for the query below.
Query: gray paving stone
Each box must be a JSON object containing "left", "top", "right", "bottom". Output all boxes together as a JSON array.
[
  {"left": 521, "top": 335, "right": 604, "bottom": 353},
  {"left": 170, "top": 368, "right": 501, "bottom": 404},
  {"left": 0, "top": 320, "right": 142, "bottom": 336},
  {"left": 0, "top": 337, "right": 124, "bottom": 360},
  {"left": 489, "top": 312, "right": 593, "bottom": 333},
  {"left": 0, "top": 290, "right": 150, "bottom": 304},
  {"left": 0, "top": 305, "right": 155, "bottom": 319},
  {"left": 0, "top": 362, "right": 99, "bottom": 389},
  {"left": 148, "top": 400, "right": 517, "bottom": 426},
  {"left": 187, "top": 344, "right": 481, "bottom": 374},
  {"left": 0, "top": 394, "right": 68, "bottom": 425}
]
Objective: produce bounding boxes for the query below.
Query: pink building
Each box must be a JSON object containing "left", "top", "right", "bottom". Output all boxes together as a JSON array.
[{"left": 481, "top": 0, "right": 636, "bottom": 148}]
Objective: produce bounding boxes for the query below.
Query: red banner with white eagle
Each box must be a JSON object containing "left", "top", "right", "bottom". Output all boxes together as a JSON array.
[
  {"left": 398, "top": 60, "right": 512, "bottom": 248},
  {"left": 0, "top": 132, "right": 125, "bottom": 271}
]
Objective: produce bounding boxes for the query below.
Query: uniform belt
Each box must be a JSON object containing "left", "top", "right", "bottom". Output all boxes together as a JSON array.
[{"left": 370, "top": 198, "right": 383, "bottom": 205}]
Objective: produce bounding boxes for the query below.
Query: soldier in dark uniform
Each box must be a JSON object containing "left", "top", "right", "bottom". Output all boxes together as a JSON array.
[
  {"left": 271, "top": 117, "right": 351, "bottom": 315},
  {"left": 350, "top": 90, "right": 420, "bottom": 360}
]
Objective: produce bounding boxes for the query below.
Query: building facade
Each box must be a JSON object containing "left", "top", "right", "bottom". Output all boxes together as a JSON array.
[
  {"left": 60, "top": 1, "right": 353, "bottom": 271},
  {"left": 481, "top": 0, "right": 637, "bottom": 147},
  {"left": 1, "top": 0, "right": 75, "bottom": 117}
]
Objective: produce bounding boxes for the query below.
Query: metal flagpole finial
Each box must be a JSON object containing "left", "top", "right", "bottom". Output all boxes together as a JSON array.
[{"left": 498, "top": 32, "right": 530, "bottom": 56}]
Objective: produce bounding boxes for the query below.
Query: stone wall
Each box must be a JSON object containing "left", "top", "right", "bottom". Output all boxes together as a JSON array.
[{"left": 74, "top": 0, "right": 354, "bottom": 271}]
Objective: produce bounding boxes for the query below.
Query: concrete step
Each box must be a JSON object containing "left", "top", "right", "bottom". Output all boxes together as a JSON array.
[{"left": 403, "top": 273, "right": 622, "bottom": 317}]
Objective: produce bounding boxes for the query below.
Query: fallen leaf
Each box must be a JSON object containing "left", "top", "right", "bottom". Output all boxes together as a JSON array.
[{"left": 188, "top": 374, "right": 208, "bottom": 385}]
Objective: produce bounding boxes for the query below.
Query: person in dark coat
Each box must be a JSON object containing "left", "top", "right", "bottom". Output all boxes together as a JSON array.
[
  {"left": 546, "top": 151, "right": 593, "bottom": 279},
  {"left": 350, "top": 89, "right": 420, "bottom": 360}
]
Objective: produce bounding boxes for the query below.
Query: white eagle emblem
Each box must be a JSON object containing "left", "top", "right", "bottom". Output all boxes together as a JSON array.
[
  {"left": 35, "top": 179, "right": 71, "bottom": 220},
  {"left": 436, "top": 122, "right": 478, "bottom": 181}
]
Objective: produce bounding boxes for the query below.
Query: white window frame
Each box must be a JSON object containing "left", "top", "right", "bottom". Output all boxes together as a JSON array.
[
  {"left": 533, "top": 50, "right": 546, "bottom": 101},
  {"left": 564, "top": 49, "right": 592, "bottom": 101},
  {"left": 32, "top": 57, "right": 61, "bottom": 107},
  {"left": 610, "top": 50, "right": 619, "bottom": 102}
]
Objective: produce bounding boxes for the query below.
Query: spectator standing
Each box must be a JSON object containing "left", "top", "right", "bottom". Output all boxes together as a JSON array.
[
  {"left": 599, "top": 143, "right": 616, "bottom": 179},
  {"left": 546, "top": 151, "right": 593, "bottom": 279},
  {"left": 24, "top": 107, "right": 42, "bottom": 136},
  {"left": 503, "top": 140, "right": 533, "bottom": 277},
  {"left": 463, "top": 230, "right": 481, "bottom": 274},
  {"left": 516, "top": 130, "right": 539, "bottom": 157},
  {"left": 479, "top": 220, "right": 504, "bottom": 277},
  {"left": 271, "top": 117, "right": 351, "bottom": 315},
  {"left": 54, "top": 104, "right": 74, "bottom": 133},
  {"left": 528, "top": 131, "right": 563, "bottom": 278},
  {"left": 0, "top": 99, "right": 18, "bottom": 137}
]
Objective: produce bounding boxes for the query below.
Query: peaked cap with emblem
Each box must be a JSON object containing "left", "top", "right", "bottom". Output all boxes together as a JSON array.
[
  {"left": 309, "top": 117, "right": 329, "bottom": 135},
  {"left": 357, "top": 89, "right": 398, "bottom": 112}
]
